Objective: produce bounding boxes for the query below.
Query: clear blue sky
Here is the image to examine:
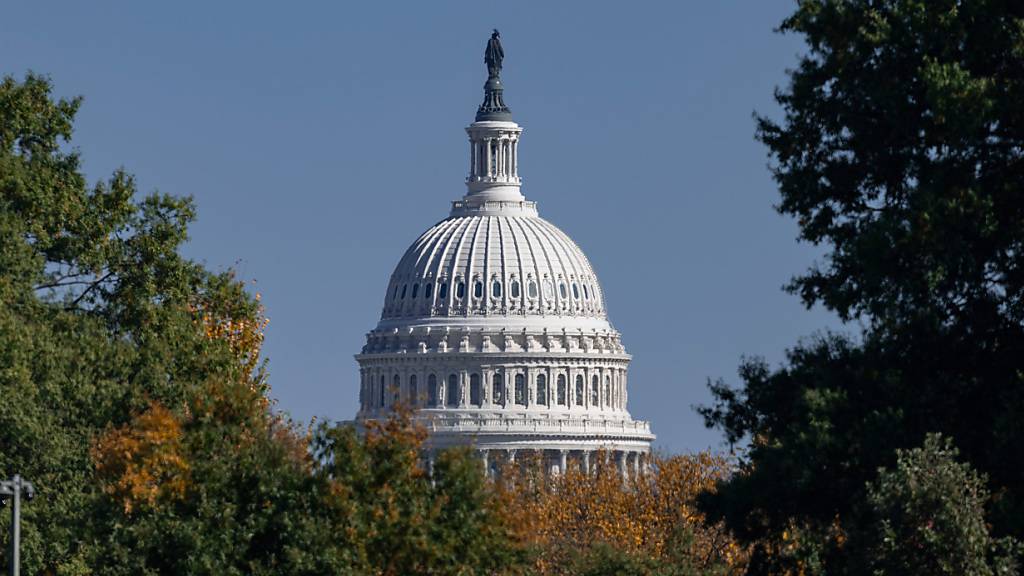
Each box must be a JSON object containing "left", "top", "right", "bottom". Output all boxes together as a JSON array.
[{"left": 3, "top": 2, "right": 841, "bottom": 453}]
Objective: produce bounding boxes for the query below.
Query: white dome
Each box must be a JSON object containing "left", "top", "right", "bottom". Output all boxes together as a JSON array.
[
  {"left": 380, "top": 213, "right": 608, "bottom": 326},
  {"left": 354, "top": 42, "right": 653, "bottom": 475}
]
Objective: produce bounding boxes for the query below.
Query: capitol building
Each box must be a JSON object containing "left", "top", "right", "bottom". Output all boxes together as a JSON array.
[{"left": 355, "top": 32, "right": 654, "bottom": 476}]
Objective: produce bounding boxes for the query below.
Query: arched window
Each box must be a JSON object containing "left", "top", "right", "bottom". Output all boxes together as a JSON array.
[
  {"left": 511, "top": 281, "right": 520, "bottom": 298},
  {"left": 456, "top": 281, "right": 466, "bottom": 299},
  {"left": 411, "top": 283, "right": 419, "bottom": 298},
  {"left": 474, "top": 281, "right": 483, "bottom": 298},
  {"left": 393, "top": 374, "right": 401, "bottom": 404},
  {"left": 379, "top": 375, "right": 385, "bottom": 407},
  {"left": 409, "top": 374, "right": 418, "bottom": 406},
  {"left": 528, "top": 281, "right": 538, "bottom": 299},
  {"left": 446, "top": 374, "right": 459, "bottom": 407},
  {"left": 428, "top": 374, "right": 438, "bottom": 406},
  {"left": 591, "top": 375, "right": 599, "bottom": 405},
  {"left": 515, "top": 374, "right": 526, "bottom": 405},
  {"left": 392, "top": 285, "right": 399, "bottom": 300},
  {"left": 470, "top": 374, "right": 481, "bottom": 406},
  {"left": 543, "top": 279, "right": 553, "bottom": 298},
  {"left": 492, "top": 373, "right": 504, "bottom": 405},
  {"left": 400, "top": 284, "right": 407, "bottom": 299},
  {"left": 604, "top": 375, "right": 611, "bottom": 408},
  {"left": 536, "top": 374, "right": 548, "bottom": 405},
  {"left": 557, "top": 374, "right": 567, "bottom": 405},
  {"left": 492, "top": 280, "right": 501, "bottom": 298},
  {"left": 583, "top": 284, "right": 589, "bottom": 300},
  {"left": 572, "top": 283, "right": 580, "bottom": 299},
  {"left": 425, "top": 283, "right": 433, "bottom": 299},
  {"left": 559, "top": 283, "right": 568, "bottom": 299},
  {"left": 439, "top": 282, "right": 448, "bottom": 299},
  {"left": 575, "top": 375, "right": 584, "bottom": 406}
]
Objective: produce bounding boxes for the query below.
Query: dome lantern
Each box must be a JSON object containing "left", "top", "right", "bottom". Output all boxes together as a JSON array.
[{"left": 458, "top": 30, "right": 529, "bottom": 214}]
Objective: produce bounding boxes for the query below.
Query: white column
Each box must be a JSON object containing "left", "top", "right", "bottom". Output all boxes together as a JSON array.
[
  {"left": 459, "top": 370, "right": 467, "bottom": 408},
  {"left": 582, "top": 451, "right": 591, "bottom": 474},
  {"left": 559, "top": 450, "right": 568, "bottom": 475},
  {"left": 487, "top": 139, "right": 494, "bottom": 177},
  {"left": 512, "top": 139, "right": 518, "bottom": 177},
  {"left": 584, "top": 369, "right": 590, "bottom": 409},
  {"left": 498, "top": 139, "right": 505, "bottom": 179},
  {"left": 505, "top": 371, "right": 512, "bottom": 408},
  {"left": 482, "top": 369, "right": 491, "bottom": 407},
  {"left": 618, "top": 368, "right": 626, "bottom": 405}
]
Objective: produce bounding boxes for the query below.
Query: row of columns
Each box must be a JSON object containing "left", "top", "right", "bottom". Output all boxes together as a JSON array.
[
  {"left": 384, "top": 276, "right": 603, "bottom": 318},
  {"left": 360, "top": 366, "right": 628, "bottom": 413},
  {"left": 425, "top": 448, "right": 650, "bottom": 480},
  {"left": 469, "top": 135, "right": 519, "bottom": 182}
]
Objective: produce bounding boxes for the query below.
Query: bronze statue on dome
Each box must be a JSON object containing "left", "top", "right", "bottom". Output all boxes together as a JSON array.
[{"left": 485, "top": 29, "right": 504, "bottom": 78}]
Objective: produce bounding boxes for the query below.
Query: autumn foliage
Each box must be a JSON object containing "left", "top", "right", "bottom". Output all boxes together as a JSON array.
[
  {"left": 496, "top": 451, "right": 748, "bottom": 575},
  {"left": 91, "top": 402, "right": 190, "bottom": 514}
]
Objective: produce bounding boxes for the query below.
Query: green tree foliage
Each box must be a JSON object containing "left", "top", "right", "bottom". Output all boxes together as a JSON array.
[
  {"left": 699, "top": 1, "right": 1024, "bottom": 573},
  {"left": 313, "top": 411, "right": 524, "bottom": 575},
  {"left": 0, "top": 71, "right": 261, "bottom": 574},
  {"left": 858, "top": 434, "right": 1020, "bottom": 576},
  {"left": 0, "top": 73, "right": 522, "bottom": 575}
]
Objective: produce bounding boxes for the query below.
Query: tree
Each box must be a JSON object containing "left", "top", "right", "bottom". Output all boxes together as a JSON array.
[
  {"left": 858, "top": 434, "right": 1020, "bottom": 576},
  {"left": 497, "top": 452, "right": 745, "bottom": 576},
  {"left": 0, "top": 72, "right": 262, "bottom": 573},
  {"left": 699, "top": 1, "right": 1024, "bottom": 573},
  {"left": 312, "top": 408, "right": 525, "bottom": 576}
]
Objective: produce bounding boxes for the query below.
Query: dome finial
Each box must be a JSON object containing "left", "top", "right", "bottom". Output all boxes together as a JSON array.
[{"left": 476, "top": 30, "right": 512, "bottom": 121}]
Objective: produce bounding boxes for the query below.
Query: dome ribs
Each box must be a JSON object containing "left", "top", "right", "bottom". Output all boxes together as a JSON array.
[
  {"left": 433, "top": 217, "right": 474, "bottom": 314},
  {"left": 508, "top": 216, "right": 552, "bottom": 314},
  {"left": 464, "top": 217, "right": 486, "bottom": 311},
  {"left": 501, "top": 216, "right": 528, "bottom": 312},
  {"left": 380, "top": 215, "right": 607, "bottom": 321},
  {"left": 521, "top": 217, "right": 575, "bottom": 314},
  {"left": 418, "top": 218, "right": 461, "bottom": 313}
]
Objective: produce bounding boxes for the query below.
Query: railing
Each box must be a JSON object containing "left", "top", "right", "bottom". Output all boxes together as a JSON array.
[{"left": 421, "top": 415, "right": 653, "bottom": 436}]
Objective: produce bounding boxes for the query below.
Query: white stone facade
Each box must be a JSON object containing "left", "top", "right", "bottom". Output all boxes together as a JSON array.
[{"left": 355, "top": 69, "right": 654, "bottom": 476}]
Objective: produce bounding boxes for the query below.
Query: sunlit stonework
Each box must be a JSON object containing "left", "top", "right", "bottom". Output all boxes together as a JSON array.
[{"left": 355, "top": 31, "right": 654, "bottom": 475}]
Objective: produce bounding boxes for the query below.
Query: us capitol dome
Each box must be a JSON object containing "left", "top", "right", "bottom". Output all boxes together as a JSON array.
[{"left": 355, "top": 31, "right": 654, "bottom": 476}]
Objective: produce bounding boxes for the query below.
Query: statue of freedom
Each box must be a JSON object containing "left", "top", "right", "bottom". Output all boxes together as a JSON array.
[{"left": 485, "top": 29, "right": 504, "bottom": 78}]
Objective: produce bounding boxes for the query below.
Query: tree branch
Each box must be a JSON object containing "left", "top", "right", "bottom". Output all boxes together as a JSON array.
[{"left": 65, "top": 271, "right": 115, "bottom": 311}]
